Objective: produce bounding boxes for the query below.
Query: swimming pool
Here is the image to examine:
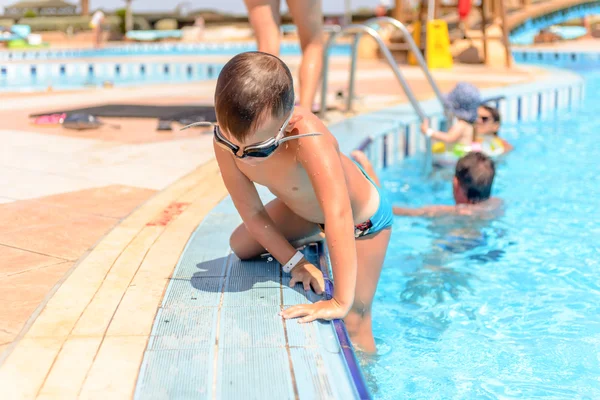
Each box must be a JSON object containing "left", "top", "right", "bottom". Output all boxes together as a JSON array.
[
  {"left": 366, "top": 67, "right": 600, "bottom": 399},
  {"left": 0, "top": 61, "right": 226, "bottom": 92},
  {"left": 0, "top": 42, "right": 351, "bottom": 62},
  {"left": 510, "top": 25, "right": 588, "bottom": 46},
  {"left": 0, "top": 42, "right": 351, "bottom": 92}
]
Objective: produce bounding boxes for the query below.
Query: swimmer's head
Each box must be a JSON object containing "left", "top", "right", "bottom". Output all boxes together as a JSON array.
[
  {"left": 453, "top": 152, "right": 495, "bottom": 204},
  {"left": 476, "top": 105, "right": 501, "bottom": 137},
  {"left": 214, "top": 52, "right": 296, "bottom": 146}
]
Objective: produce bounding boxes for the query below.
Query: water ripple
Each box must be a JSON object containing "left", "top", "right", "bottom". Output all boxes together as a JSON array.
[{"left": 370, "top": 69, "right": 600, "bottom": 399}]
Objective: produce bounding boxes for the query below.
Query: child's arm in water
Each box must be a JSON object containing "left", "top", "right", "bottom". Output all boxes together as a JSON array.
[
  {"left": 214, "top": 140, "right": 326, "bottom": 294},
  {"left": 499, "top": 137, "right": 514, "bottom": 153},
  {"left": 393, "top": 205, "right": 466, "bottom": 217},
  {"left": 281, "top": 133, "right": 358, "bottom": 323},
  {"left": 421, "top": 119, "right": 470, "bottom": 144}
]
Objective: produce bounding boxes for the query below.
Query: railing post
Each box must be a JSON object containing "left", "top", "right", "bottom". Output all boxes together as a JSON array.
[
  {"left": 347, "top": 34, "right": 361, "bottom": 112},
  {"left": 319, "top": 31, "right": 339, "bottom": 118},
  {"left": 364, "top": 17, "right": 451, "bottom": 122}
]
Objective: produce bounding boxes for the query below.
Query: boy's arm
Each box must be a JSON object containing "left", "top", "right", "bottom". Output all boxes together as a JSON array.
[
  {"left": 214, "top": 141, "right": 323, "bottom": 293},
  {"left": 393, "top": 205, "right": 461, "bottom": 217},
  {"left": 281, "top": 133, "right": 357, "bottom": 323}
]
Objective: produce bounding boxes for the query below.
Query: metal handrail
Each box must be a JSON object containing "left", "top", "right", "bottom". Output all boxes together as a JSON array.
[
  {"left": 319, "top": 24, "right": 427, "bottom": 122},
  {"left": 363, "top": 16, "right": 452, "bottom": 122}
]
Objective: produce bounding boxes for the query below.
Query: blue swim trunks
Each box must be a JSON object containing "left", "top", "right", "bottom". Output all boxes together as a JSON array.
[{"left": 319, "top": 160, "right": 393, "bottom": 238}]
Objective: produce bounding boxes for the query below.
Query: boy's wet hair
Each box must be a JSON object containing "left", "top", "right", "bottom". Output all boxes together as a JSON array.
[
  {"left": 481, "top": 105, "right": 501, "bottom": 136},
  {"left": 214, "top": 52, "right": 295, "bottom": 142},
  {"left": 455, "top": 152, "right": 495, "bottom": 203}
]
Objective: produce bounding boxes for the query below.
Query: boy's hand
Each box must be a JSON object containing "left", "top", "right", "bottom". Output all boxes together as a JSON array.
[
  {"left": 289, "top": 261, "right": 325, "bottom": 295},
  {"left": 281, "top": 298, "right": 350, "bottom": 323},
  {"left": 420, "top": 119, "right": 430, "bottom": 134}
]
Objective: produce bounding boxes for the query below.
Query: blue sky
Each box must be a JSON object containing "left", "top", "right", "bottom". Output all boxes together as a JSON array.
[{"left": 1, "top": 1, "right": 389, "bottom": 15}]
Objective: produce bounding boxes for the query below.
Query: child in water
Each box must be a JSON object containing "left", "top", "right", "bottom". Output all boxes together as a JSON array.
[
  {"left": 420, "top": 82, "right": 482, "bottom": 152},
  {"left": 351, "top": 151, "right": 502, "bottom": 218}
]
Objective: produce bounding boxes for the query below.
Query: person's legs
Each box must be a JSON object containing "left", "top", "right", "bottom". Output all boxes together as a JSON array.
[
  {"left": 230, "top": 198, "right": 321, "bottom": 260},
  {"left": 286, "top": 0, "right": 324, "bottom": 110},
  {"left": 94, "top": 26, "right": 101, "bottom": 48},
  {"left": 344, "top": 228, "right": 391, "bottom": 353},
  {"left": 244, "top": 0, "right": 282, "bottom": 56}
]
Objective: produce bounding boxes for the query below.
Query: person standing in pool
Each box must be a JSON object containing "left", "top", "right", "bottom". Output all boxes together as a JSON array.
[
  {"left": 352, "top": 151, "right": 502, "bottom": 218},
  {"left": 243, "top": 0, "right": 324, "bottom": 111},
  {"left": 476, "top": 104, "right": 514, "bottom": 153},
  {"left": 206, "top": 52, "right": 393, "bottom": 353}
]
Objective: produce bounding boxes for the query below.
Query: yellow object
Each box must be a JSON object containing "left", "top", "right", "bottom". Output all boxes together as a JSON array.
[
  {"left": 426, "top": 20, "right": 453, "bottom": 69},
  {"left": 432, "top": 141, "right": 446, "bottom": 153},
  {"left": 408, "top": 21, "right": 422, "bottom": 66}
]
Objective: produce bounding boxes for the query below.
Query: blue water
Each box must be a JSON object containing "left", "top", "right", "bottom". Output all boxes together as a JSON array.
[
  {"left": 0, "top": 64, "right": 224, "bottom": 92},
  {"left": 511, "top": 26, "right": 588, "bottom": 46},
  {"left": 367, "top": 68, "right": 600, "bottom": 399},
  {"left": 0, "top": 42, "right": 350, "bottom": 92},
  {"left": 0, "top": 42, "right": 351, "bottom": 61}
]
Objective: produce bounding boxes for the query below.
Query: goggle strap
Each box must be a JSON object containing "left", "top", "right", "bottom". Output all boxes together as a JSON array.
[
  {"left": 277, "top": 132, "right": 323, "bottom": 145},
  {"left": 179, "top": 121, "right": 214, "bottom": 131}
]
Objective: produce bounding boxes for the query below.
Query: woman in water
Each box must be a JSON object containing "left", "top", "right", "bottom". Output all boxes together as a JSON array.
[{"left": 475, "top": 104, "right": 513, "bottom": 153}]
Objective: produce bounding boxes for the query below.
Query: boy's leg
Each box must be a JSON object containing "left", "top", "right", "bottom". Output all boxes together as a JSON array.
[
  {"left": 351, "top": 150, "right": 381, "bottom": 187},
  {"left": 230, "top": 198, "right": 321, "bottom": 260},
  {"left": 286, "top": 0, "right": 324, "bottom": 110},
  {"left": 344, "top": 228, "right": 391, "bottom": 354},
  {"left": 244, "top": 0, "right": 282, "bottom": 56}
]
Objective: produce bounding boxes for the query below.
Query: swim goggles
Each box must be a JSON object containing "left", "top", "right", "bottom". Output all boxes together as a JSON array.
[{"left": 181, "top": 112, "right": 321, "bottom": 159}]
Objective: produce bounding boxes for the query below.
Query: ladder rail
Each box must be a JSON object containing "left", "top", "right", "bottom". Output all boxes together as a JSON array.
[
  {"left": 363, "top": 16, "right": 452, "bottom": 122},
  {"left": 319, "top": 24, "right": 427, "bottom": 122}
]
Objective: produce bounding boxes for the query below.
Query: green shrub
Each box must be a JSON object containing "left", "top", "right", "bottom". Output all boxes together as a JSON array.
[
  {"left": 155, "top": 18, "right": 178, "bottom": 31},
  {"left": 115, "top": 8, "right": 126, "bottom": 33},
  {"left": 114, "top": 9, "right": 149, "bottom": 33},
  {"left": 23, "top": 10, "right": 37, "bottom": 18}
]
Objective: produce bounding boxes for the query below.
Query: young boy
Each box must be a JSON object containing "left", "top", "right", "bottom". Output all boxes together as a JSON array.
[
  {"left": 352, "top": 151, "right": 502, "bottom": 218},
  {"left": 208, "top": 52, "right": 393, "bottom": 353}
]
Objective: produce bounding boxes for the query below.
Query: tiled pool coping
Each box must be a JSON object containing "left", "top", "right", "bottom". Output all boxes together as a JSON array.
[
  {"left": 0, "top": 60, "right": 228, "bottom": 92},
  {"left": 134, "top": 66, "right": 584, "bottom": 399},
  {"left": 513, "top": 48, "right": 600, "bottom": 67}
]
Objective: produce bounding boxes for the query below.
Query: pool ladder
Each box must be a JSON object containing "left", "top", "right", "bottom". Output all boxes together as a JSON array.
[{"left": 319, "top": 17, "right": 452, "bottom": 173}]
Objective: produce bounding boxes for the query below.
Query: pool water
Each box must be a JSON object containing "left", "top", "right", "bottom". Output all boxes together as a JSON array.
[
  {"left": 510, "top": 26, "right": 588, "bottom": 46},
  {"left": 366, "top": 68, "right": 600, "bottom": 399},
  {"left": 0, "top": 42, "right": 350, "bottom": 92},
  {"left": 0, "top": 42, "right": 351, "bottom": 61},
  {"left": 0, "top": 63, "right": 224, "bottom": 92}
]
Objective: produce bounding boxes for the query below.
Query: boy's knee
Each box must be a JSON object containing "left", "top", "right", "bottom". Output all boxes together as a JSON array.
[{"left": 229, "top": 228, "right": 255, "bottom": 260}]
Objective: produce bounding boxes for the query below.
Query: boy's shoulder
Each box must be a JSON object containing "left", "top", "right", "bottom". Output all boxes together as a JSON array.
[{"left": 293, "top": 109, "right": 335, "bottom": 140}]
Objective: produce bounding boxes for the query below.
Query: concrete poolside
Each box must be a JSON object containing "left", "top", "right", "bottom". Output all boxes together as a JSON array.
[{"left": 0, "top": 53, "right": 548, "bottom": 398}]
